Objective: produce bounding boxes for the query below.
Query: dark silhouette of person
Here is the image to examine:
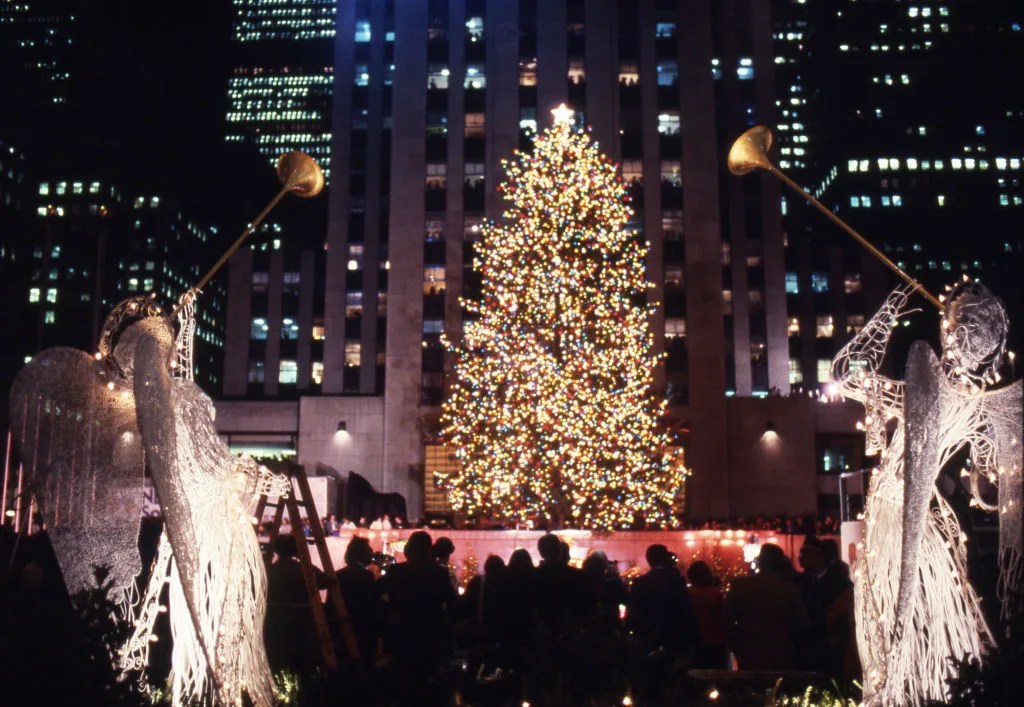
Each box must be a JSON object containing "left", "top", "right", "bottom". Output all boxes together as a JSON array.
[
  {"left": 627, "top": 544, "right": 697, "bottom": 659},
  {"left": 815, "top": 541, "right": 856, "bottom": 676},
  {"left": 330, "top": 536, "right": 382, "bottom": 671},
  {"left": 533, "top": 533, "right": 581, "bottom": 636},
  {"left": 264, "top": 533, "right": 323, "bottom": 675},
  {"left": 796, "top": 535, "right": 834, "bottom": 673},
  {"left": 378, "top": 530, "right": 456, "bottom": 706},
  {"left": 724, "top": 543, "right": 809, "bottom": 671},
  {"left": 627, "top": 544, "right": 698, "bottom": 703},
  {"left": 687, "top": 560, "right": 728, "bottom": 669},
  {"left": 501, "top": 548, "right": 536, "bottom": 672},
  {"left": 460, "top": 554, "right": 509, "bottom": 680},
  {"left": 432, "top": 535, "right": 457, "bottom": 589},
  {"left": 577, "top": 550, "right": 629, "bottom": 698},
  {"left": 527, "top": 534, "right": 583, "bottom": 699}
]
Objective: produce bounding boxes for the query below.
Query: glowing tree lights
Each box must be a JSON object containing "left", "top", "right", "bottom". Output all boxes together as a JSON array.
[{"left": 437, "top": 106, "right": 687, "bottom": 530}]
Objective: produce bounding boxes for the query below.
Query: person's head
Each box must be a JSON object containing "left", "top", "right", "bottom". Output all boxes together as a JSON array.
[
  {"left": 645, "top": 543, "right": 670, "bottom": 569},
  {"left": 583, "top": 550, "right": 609, "bottom": 577},
  {"left": 687, "top": 560, "right": 715, "bottom": 588},
  {"left": 404, "top": 530, "right": 433, "bottom": 563},
  {"left": 509, "top": 547, "right": 534, "bottom": 572},
  {"left": 538, "top": 533, "right": 562, "bottom": 564},
  {"left": 274, "top": 533, "right": 298, "bottom": 560},
  {"left": 483, "top": 554, "right": 505, "bottom": 577},
  {"left": 941, "top": 280, "right": 1009, "bottom": 383},
  {"left": 798, "top": 535, "right": 828, "bottom": 574},
  {"left": 432, "top": 536, "right": 455, "bottom": 562},
  {"left": 344, "top": 536, "right": 373, "bottom": 567},
  {"left": 757, "top": 543, "right": 790, "bottom": 574}
]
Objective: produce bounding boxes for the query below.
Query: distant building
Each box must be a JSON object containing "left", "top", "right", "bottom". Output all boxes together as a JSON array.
[{"left": 22, "top": 179, "right": 225, "bottom": 389}]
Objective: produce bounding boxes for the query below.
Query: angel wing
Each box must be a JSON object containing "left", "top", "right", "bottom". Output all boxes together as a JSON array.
[{"left": 8, "top": 345, "right": 145, "bottom": 597}]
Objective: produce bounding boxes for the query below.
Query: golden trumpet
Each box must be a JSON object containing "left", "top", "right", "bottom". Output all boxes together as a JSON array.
[
  {"left": 172, "top": 152, "right": 324, "bottom": 317},
  {"left": 728, "top": 126, "right": 941, "bottom": 310}
]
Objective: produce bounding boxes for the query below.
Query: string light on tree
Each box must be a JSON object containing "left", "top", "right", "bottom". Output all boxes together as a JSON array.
[{"left": 437, "top": 104, "right": 688, "bottom": 530}]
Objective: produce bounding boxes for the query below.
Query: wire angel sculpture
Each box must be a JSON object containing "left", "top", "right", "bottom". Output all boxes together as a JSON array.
[
  {"left": 832, "top": 280, "right": 1022, "bottom": 705},
  {"left": 8, "top": 295, "right": 288, "bottom": 707}
]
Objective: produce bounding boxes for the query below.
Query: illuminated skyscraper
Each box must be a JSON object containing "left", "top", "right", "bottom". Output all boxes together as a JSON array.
[{"left": 225, "top": 0, "right": 336, "bottom": 177}]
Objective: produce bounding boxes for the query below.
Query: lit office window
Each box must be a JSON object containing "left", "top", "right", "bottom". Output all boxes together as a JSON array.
[
  {"left": 465, "top": 113, "right": 485, "bottom": 138},
  {"left": 656, "top": 22, "right": 676, "bottom": 38},
  {"left": 250, "top": 317, "right": 268, "bottom": 340},
  {"left": 811, "top": 273, "right": 829, "bottom": 293},
  {"left": 737, "top": 57, "right": 754, "bottom": 80},
  {"left": 354, "top": 20, "right": 371, "bottom": 42},
  {"left": 665, "top": 318, "right": 686, "bottom": 339},
  {"left": 657, "top": 112, "right": 680, "bottom": 135},
  {"left": 657, "top": 61, "right": 678, "bottom": 86},
  {"left": 465, "top": 64, "right": 486, "bottom": 89},
  {"left": 28, "top": 287, "right": 40, "bottom": 303},
  {"left": 785, "top": 273, "right": 799, "bottom": 294},
  {"left": 248, "top": 360, "right": 264, "bottom": 384},
  {"left": 789, "top": 359, "right": 803, "bottom": 385},
  {"left": 466, "top": 16, "right": 484, "bottom": 41},
  {"left": 279, "top": 360, "right": 297, "bottom": 384},
  {"left": 346, "top": 291, "right": 363, "bottom": 317},
  {"left": 281, "top": 318, "right": 299, "bottom": 341},
  {"left": 427, "top": 64, "right": 449, "bottom": 89},
  {"left": 817, "top": 359, "right": 832, "bottom": 384},
  {"left": 816, "top": 315, "right": 834, "bottom": 339}
]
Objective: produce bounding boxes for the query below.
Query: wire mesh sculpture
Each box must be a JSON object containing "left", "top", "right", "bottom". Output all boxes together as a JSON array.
[
  {"left": 832, "top": 280, "right": 1021, "bottom": 705},
  {"left": 9, "top": 300, "right": 287, "bottom": 706}
]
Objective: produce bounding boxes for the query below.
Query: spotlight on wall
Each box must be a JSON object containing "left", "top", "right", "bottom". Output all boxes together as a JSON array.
[
  {"left": 334, "top": 420, "right": 350, "bottom": 443},
  {"left": 760, "top": 420, "right": 781, "bottom": 451}
]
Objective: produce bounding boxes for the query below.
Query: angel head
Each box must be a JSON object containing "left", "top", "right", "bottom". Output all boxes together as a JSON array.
[{"left": 940, "top": 279, "right": 1009, "bottom": 387}]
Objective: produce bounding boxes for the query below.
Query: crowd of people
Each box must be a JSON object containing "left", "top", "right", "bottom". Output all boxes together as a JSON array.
[{"left": 264, "top": 529, "right": 858, "bottom": 706}]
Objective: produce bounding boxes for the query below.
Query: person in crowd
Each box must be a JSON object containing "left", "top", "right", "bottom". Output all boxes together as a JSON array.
[
  {"left": 432, "top": 536, "right": 458, "bottom": 589},
  {"left": 581, "top": 550, "right": 627, "bottom": 629},
  {"left": 627, "top": 544, "right": 697, "bottom": 660},
  {"left": 331, "top": 536, "right": 382, "bottom": 672},
  {"left": 686, "top": 560, "right": 728, "bottom": 669},
  {"left": 815, "top": 537, "right": 858, "bottom": 680},
  {"left": 627, "top": 544, "right": 697, "bottom": 703},
  {"left": 501, "top": 547, "right": 536, "bottom": 672},
  {"left": 459, "top": 554, "right": 509, "bottom": 680},
  {"left": 323, "top": 514, "right": 339, "bottom": 537},
  {"left": 264, "top": 533, "right": 322, "bottom": 675},
  {"left": 533, "top": 533, "right": 582, "bottom": 636},
  {"left": 724, "top": 543, "right": 809, "bottom": 671},
  {"left": 796, "top": 535, "right": 832, "bottom": 673},
  {"left": 377, "top": 530, "right": 457, "bottom": 706}
]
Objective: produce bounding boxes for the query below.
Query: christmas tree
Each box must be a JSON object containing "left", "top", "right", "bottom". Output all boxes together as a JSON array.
[{"left": 437, "top": 105, "right": 687, "bottom": 530}]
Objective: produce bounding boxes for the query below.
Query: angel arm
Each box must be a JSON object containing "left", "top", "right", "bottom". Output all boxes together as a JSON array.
[
  {"left": 832, "top": 285, "right": 917, "bottom": 454},
  {"left": 831, "top": 284, "right": 916, "bottom": 401}
]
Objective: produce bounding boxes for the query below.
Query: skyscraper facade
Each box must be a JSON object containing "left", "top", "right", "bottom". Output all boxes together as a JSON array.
[{"left": 221, "top": 0, "right": 794, "bottom": 520}]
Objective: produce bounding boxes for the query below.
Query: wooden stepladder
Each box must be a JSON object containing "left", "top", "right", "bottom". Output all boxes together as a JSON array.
[{"left": 254, "top": 464, "right": 360, "bottom": 671}]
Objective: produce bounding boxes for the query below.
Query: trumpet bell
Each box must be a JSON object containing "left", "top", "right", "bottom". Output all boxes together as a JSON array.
[
  {"left": 727, "top": 125, "right": 774, "bottom": 176},
  {"left": 276, "top": 151, "right": 325, "bottom": 198}
]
